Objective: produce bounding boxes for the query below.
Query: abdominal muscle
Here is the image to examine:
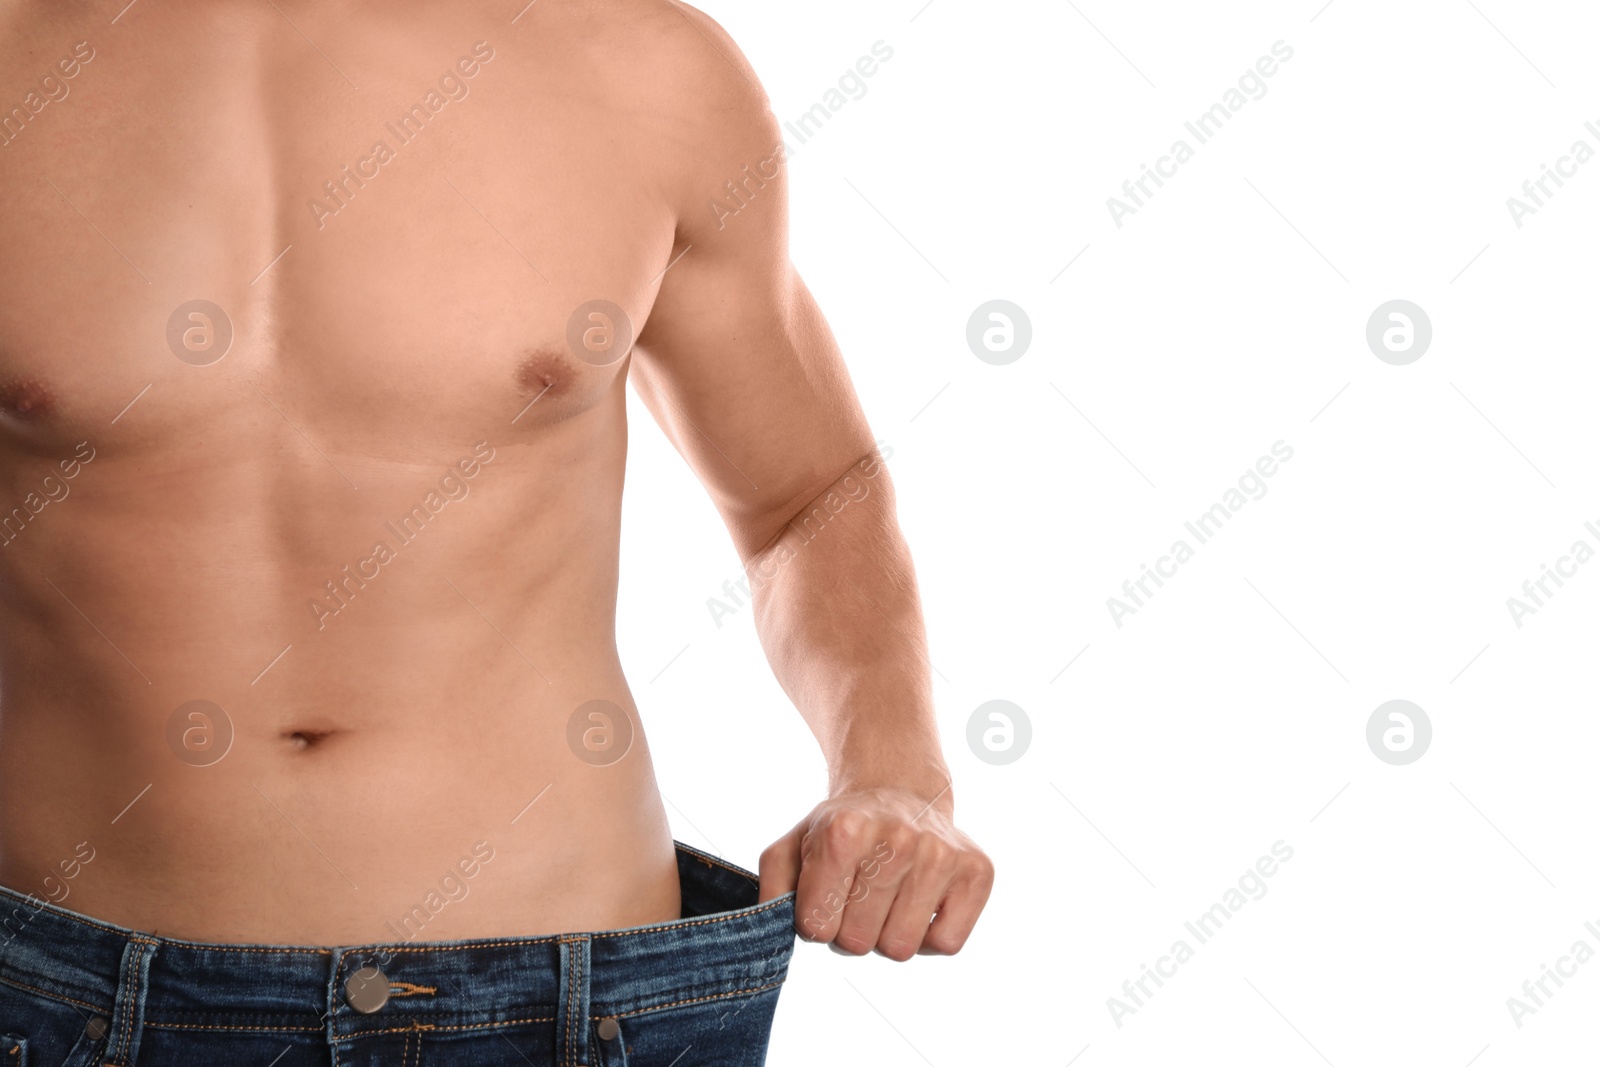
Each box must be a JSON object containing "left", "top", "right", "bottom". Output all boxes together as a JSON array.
[{"left": 0, "top": 400, "right": 683, "bottom": 945}]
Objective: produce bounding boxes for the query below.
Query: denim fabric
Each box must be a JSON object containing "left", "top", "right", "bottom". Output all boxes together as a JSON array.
[{"left": 0, "top": 841, "right": 795, "bottom": 1066}]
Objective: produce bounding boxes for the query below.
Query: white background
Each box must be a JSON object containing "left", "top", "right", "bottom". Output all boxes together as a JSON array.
[{"left": 618, "top": 2, "right": 1600, "bottom": 1065}]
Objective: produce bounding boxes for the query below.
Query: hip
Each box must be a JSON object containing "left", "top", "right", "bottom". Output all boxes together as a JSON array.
[{"left": 0, "top": 841, "right": 796, "bottom": 1067}]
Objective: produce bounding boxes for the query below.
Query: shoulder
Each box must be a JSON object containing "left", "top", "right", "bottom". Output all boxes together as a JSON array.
[
  {"left": 514, "top": 0, "right": 770, "bottom": 115},
  {"left": 514, "top": 0, "right": 783, "bottom": 226}
]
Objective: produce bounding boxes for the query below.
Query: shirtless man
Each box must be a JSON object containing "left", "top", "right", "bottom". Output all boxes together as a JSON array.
[{"left": 0, "top": 2, "right": 992, "bottom": 1064}]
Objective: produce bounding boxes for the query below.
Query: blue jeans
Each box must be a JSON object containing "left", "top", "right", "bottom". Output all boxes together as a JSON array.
[{"left": 0, "top": 842, "right": 795, "bottom": 1066}]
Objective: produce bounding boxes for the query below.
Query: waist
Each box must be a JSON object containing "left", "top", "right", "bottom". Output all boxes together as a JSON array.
[
  {"left": 0, "top": 842, "right": 795, "bottom": 1030},
  {"left": 0, "top": 683, "right": 679, "bottom": 941}
]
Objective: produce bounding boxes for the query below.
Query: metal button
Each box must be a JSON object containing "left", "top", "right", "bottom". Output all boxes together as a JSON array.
[
  {"left": 597, "top": 1017, "right": 620, "bottom": 1041},
  {"left": 345, "top": 966, "right": 391, "bottom": 1014},
  {"left": 85, "top": 1015, "right": 110, "bottom": 1040}
]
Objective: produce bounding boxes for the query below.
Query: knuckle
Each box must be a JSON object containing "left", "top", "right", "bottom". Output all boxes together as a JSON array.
[
  {"left": 833, "top": 933, "right": 872, "bottom": 956},
  {"left": 883, "top": 828, "right": 918, "bottom": 860},
  {"left": 823, "top": 812, "right": 869, "bottom": 846},
  {"left": 877, "top": 936, "right": 917, "bottom": 962},
  {"left": 798, "top": 909, "right": 832, "bottom": 938},
  {"left": 915, "top": 834, "right": 954, "bottom": 867},
  {"left": 924, "top": 928, "right": 967, "bottom": 955}
]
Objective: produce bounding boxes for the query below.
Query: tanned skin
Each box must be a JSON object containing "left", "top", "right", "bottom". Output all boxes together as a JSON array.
[{"left": 0, "top": 0, "right": 991, "bottom": 960}]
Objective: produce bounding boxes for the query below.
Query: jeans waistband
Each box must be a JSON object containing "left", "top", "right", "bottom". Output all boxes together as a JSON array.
[{"left": 0, "top": 841, "right": 796, "bottom": 1037}]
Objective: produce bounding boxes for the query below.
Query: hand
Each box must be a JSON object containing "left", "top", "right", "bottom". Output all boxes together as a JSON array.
[{"left": 757, "top": 786, "right": 994, "bottom": 960}]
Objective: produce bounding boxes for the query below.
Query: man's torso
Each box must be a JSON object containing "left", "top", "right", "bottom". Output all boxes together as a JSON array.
[{"left": 0, "top": 0, "right": 704, "bottom": 943}]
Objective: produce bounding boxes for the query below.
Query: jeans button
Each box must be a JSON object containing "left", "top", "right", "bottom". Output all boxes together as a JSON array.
[
  {"left": 597, "top": 1017, "right": 620, "bottom": 1041},
  {"left": 345, "top": 966, "right": 391, "bottom": 1014},
  {"left": 85, "top": 1016, "right": 110, "bottom": 1040}
]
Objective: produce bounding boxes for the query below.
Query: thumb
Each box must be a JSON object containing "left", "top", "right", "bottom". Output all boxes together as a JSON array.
[{"left": 757, "top": 818, "right": 807, "bottom": 903}]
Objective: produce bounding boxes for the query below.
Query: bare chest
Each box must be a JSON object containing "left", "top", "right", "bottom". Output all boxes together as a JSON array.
[{"left": 0, "top": 12, "right": 669, "bottom": 460}]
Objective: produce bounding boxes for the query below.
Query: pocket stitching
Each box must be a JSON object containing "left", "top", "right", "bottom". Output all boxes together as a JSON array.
[{"left": 609, "top": 977, "right": 786, "bottom": 1020}]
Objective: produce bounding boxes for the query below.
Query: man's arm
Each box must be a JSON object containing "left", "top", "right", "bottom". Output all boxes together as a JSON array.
[{"left": 629, "top": 3, "right": 992, "bottom": 959}]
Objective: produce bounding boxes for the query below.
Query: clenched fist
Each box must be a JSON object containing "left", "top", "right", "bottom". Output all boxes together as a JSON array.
[{"left": 757, "top": 786, "right": 994, "bottom": 960}]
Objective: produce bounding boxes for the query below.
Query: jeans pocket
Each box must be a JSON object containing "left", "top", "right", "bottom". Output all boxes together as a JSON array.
[
  {"left": 52, "top": 1031, "right": 103, "bottom": 1067},
  {"left": 604, "top": 986, "right": 783, "bottom": 1067},
  {"left": 0, "top": 981, "right": 108, "bottom": 1067}
]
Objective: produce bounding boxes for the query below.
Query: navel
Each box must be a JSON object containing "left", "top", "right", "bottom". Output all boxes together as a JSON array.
[{"left": 282, "top": 728, "right": 336, "bottom": 750}]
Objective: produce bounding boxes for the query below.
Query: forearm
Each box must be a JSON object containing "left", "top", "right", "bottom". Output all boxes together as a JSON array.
[{"left": 746, "top": 449, "right": 952, "bottom": 809}]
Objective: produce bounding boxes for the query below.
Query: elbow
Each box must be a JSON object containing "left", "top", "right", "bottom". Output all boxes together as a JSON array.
[{"left": 741, "top": 444, "right": 894, "bottom": 562}]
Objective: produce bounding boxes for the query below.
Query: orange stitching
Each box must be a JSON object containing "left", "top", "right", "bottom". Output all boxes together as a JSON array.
[
  {"left": 0, "top": 972, "right": 107, "bottom": 1014},
  {"left": 681, "top": 849, "right": 759, "bottom": 882},
  {"left": 0, "top": 898, "right": 784, "bottom": 958},
  {"left": 143, "top": 1021, "right": 322, "bottom": 1033},
  {"left": 342, "top": 1018, "right": 545, "bottom": 1038},
  {"left": 613, "top": 977, "right": 786, "bottom": 1019},
  {"left": 116, "top": 941, "right": 141, "bottom": 1063},
  {"left": 146, "top": 943, "right": 332, "bottom": 955},
  {"left": 0, "top": 895, "right": 129, "bottom": 937},
  {"left": 388, "top": 981, "right": 437, "bottom": 997},
  {"left": 3, "top": 938, "right": 787, "bottom": 1034},
  {"left": 352, "top": 934, "right": 557, "bottom": 957},
  {"left": 314, "top": 895, "right": 790, "bottom": 958},
  {"left": 130, "top": 941, "right": 146, "bottom": 1056},
  {"left": 590, "top": 897, "right": 790, "bottom": 941},
  {"left": 565, "top": 938, "right": 577, "bottom": 1067}
]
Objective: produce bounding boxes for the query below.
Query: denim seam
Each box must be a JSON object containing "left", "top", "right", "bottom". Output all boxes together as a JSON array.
[
  {"left": 105, "top": 939, "right": 146, "bottom": 1067},
  {"left": 107, "top": 945, "right": 129, "bottom": 1065},
  {"left": 143, "top": 1021, "right": 322, "bottom": 1033},
  {"left": 589, "top": 897, "right": 789, "bottom": 942},
  {"left": 145, "top": 1008, "right": 320, "bottom": 1020},
  {"left": 331, "top": 955, "right": 342, "bottom": 1067},
  {"left": 0, "top": 972, "right": 108, "bottom": 1016},
  {"left": 34, "top": 894, "right": 789, "bottom": 975},
  {"left": 562, "top": 936, "right": 580, "bottom": 1067},
  {"left": 331, "top": 897, "right": 792, "bottom": 959},
  {"left": 0, "top": 900, "right": 128, "bottom": 940},
  {"left": 120, "top": 939, "right": 151, "bottom": 1060},
  {"left": 676, "top": 846, "right": 760, "bottom": 883},
  {"left": 609, "top": 977, "right": 786, "bottom": 1020},
  {"left": 338, "top": 1017, "right": 552, "bottom": 1038},
  {"left": 137, "top": 945, "right": 331, "bottom": 955}
]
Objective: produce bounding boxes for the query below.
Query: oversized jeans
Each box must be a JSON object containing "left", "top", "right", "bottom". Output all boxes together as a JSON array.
[{"left": 0, "top": 841, "right": 796, "bottom": 1066}]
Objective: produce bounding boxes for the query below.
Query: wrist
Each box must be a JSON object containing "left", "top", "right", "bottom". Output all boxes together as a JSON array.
[{"left": 828, "top": 761, "right": 954, "bottom": 816}]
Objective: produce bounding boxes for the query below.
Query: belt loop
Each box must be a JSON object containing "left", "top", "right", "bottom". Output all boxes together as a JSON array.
[
  {"left": 558, "top": 935, "right": 592, "bottom": 1067},
  {"left": 104, "top": 936, "right": 156, "bottom": 1067}
]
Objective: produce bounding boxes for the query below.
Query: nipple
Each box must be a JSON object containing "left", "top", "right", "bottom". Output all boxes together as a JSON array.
[
  {"left": 513, "top": 348, "right": 572, "bottom": 399},
  {"left": 0, "top": 378, "right": 54, "bottom": 420}
]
